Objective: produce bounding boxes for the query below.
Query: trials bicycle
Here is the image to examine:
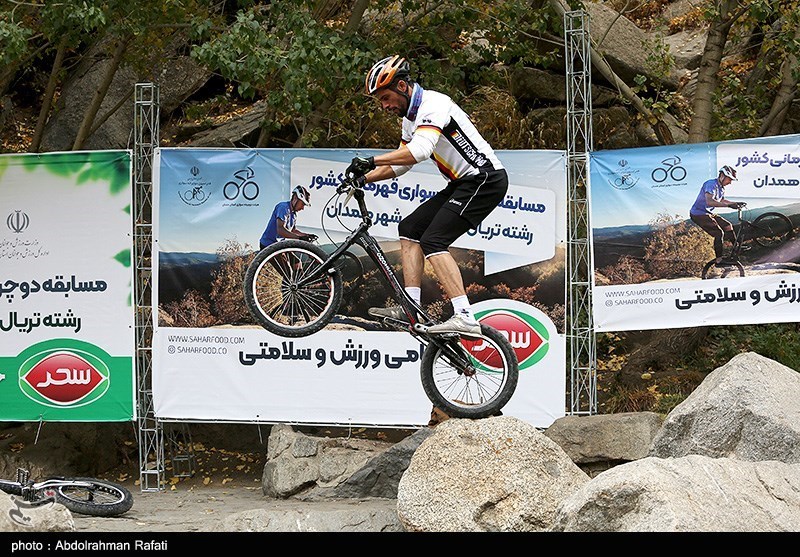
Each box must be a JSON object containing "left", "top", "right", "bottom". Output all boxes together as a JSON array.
[
  {"left": 243, "top": 178, "right": 519, "bottom": 419},
  {"left": 701, "top": 203, "right": 795, "bottom": 279},
  {"left": 0, "top": 467, "right": 133, "bottom": 518}
]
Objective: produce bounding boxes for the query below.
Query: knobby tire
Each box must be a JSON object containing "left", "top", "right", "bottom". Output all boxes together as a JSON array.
[
  {"left": 701, "top": 258, "right": 745, "bottom": 279},
  {"left": 751, "top": 212, "right": 794, "bottom": 248},
  {"left": 244, "top": 239, "right": 342, "bottom": 337},
  {"left": 420, "top": 324, "right": 518, "bottom": 419},
  {"left": 51, "top": 477, "right": 133, "bottom": 517}
]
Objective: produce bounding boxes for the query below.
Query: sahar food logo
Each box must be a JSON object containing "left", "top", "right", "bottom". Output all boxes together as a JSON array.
[
  {"left": 471, "top": 300, "right": 553, "bottom": 371},
  {"left": 18, "top": 348, "right": 109, "bottom": 408}
]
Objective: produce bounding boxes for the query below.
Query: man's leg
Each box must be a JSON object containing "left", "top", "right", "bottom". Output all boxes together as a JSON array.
[
  {"left": 691, "top": 213, "right": 729, "bottom": 261},
  {"left": 400, "top": 238, "right": 424, "bottom": 304},
  {"left": 426, "top": 251, "right": 465, "bottom": 299}
]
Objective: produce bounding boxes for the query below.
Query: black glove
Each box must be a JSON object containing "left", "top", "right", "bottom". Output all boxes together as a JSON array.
[
  {"left": 346, "top": 156, "right": 375, "bottom": 178},
  {"left": 733, "top": 202, "right": 746, "bottom": 209},
  {"left": 337, "top": 175, "right": 366, "bottom": 194},
  {"left": 299, "top": 234, "right": 318, "bottom": 243}
]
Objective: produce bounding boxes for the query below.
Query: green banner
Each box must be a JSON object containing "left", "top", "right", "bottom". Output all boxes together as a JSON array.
[{"left": 0, "top": 151, "right": 135, "bottom": 421}]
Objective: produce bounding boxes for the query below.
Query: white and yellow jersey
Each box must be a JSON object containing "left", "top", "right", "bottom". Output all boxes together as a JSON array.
[{"left": 390, "top": 84, "right": 503, "bottom": 182}]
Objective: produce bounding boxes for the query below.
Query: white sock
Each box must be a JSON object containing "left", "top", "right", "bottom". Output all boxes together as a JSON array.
[
  {"left": 451, "top": 295, "right": 476, "bottom": 322},
  {"left": 405, "top": 286, "right": 421, "bottom": 305}
]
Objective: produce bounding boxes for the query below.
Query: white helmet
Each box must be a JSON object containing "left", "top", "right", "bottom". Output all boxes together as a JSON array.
[
  {"left": 365, "top": 55, "right": 410, "bottom": 95},
  {"left": 292, "top": 185, "right": 311, "bottom": 206},
  {"left": 719, "top": 165, "right": 738, "bottom": 181}
]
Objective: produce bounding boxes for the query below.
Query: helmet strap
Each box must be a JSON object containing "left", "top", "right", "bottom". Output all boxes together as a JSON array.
[{"left": 389, "top": 79, "right": 412, "bottom": 115}]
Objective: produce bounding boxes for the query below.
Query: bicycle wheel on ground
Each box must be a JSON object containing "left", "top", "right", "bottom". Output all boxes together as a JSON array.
[
  {"left": 420, "top": 324, "right": 519, "bottom": 419},
  {"left": 244, "top": 239, "right": 342, "bottom": 337},
  {"left": 701, "top": 258, "right": 745, "bottom": 279},
  {"left": 336, "top": 250, "right": 364, "bottom": 300},
  {"left": 48, "top": 478, "right": 133, "bottom": 517},
  {"left": 751, "top": 212, "right": 794, "bottom": 247}
]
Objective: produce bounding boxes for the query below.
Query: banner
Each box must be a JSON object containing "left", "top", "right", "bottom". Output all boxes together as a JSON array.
[
  {"left": 0, "top": 151, "right": 135, "bottom": 421},
  {"left": 153, "top": 148, "right": 567, "bottom": 428},
  {"left": 590, "top": 134, "right": 800, "bottom": 332}
]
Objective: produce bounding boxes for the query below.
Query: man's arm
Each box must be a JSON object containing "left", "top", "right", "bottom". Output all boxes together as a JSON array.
[
  {"left": 704, "top": 192, "right": 741, "bottom": 209},
  {"left": 276, "top": 218, "right": 312, "bottom": 240}
]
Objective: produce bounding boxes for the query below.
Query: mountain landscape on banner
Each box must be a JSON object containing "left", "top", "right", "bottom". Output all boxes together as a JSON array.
[
  {"left": 593, "top": 202, "right": 800, "bottom": 283},
  {"left": 157, "top": 242, "right": 566, "bottom": 334}
]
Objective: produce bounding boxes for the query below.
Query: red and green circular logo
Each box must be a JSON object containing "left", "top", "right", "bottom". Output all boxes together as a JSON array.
[
  {"left": 473, "top": 303, "right": 552, "bottom": 371},
  {"left": 19, "top": 349, "right": 109, "bottom": 408}
]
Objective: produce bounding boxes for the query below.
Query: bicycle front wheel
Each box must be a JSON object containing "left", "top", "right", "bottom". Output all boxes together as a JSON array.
[
  {"left": 244, "top": 240, "right": 342, "bottom": 337},
  {"left": 752, "top": 212, "right": 794, "bottom": 247},
  {"left": 420, "top": 324, "right": 519, "bottom": 419},
  {"left": 701, "top": 258, "right": 744, "bottom": 279},
  {"left": 48, "top": 478, "right": 133, "bottom": 517}
]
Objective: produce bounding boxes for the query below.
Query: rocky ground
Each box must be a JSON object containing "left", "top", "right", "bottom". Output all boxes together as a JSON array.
[{"left": 68, "top": 424, "right": 413, "bottom": 533}]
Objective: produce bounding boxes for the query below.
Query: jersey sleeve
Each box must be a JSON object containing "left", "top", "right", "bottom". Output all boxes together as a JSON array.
[
  {"left": 404, "top": 98, "right": 447, "bottom": 163},
  {"left": 391, "top": 138, "right": 414, "bottom": 177},
  {"left": 275, "top": 202, "right": 292, "bottom": 228}
]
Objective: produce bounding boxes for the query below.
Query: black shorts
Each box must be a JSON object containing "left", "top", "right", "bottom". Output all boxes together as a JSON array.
[{"left": 398, "top": 169, "right": 508, "bottom": 256}]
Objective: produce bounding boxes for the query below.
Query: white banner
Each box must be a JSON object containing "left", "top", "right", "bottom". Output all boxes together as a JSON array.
[{"left": 153, "top": 148, "right": 567, "bottom": 428}]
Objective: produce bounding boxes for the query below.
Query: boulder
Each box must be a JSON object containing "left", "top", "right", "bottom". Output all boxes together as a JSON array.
[
  {"left": 551, "top": 455, "right": 800, "bottom": 532},
  {"left": 650, "top": 351, "right": 800, "bottom": 463},
  {"left": 0, "top": 492, "right": 75, "bottom": 532},
  {"left": 262, "top": 424, "right": 393, "bottom": 498},
  {"left": 396, "top": 416, "right": 589, "bottom": 532},
  {"left": 545, "top": 411, "right": 663, "bottom": 476}
]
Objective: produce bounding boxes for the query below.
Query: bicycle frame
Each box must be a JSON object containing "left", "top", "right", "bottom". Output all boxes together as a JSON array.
[
  {"left": 296, "top": 187, "right": 477, "bottom": 372},
  {"left": 298, "top": 188, "right": 429, "bottom": 327}
]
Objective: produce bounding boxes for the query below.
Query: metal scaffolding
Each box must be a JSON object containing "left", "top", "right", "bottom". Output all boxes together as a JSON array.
[
  {"left": 133, "top": 83, "right": 163, "bottom": 491},
  {"left": 564, "top": 10, "right": 597, "bottom": 415},
  {"left": 133, "top": 83, "right": 196, "bottom": 491}
]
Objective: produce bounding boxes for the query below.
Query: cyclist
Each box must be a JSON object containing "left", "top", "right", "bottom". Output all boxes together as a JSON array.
[
  {"left": 346, "top": 55, "right": 508, "bottom": 337},
  {"left": 259, "top": 185, "right": 317, "bottom": 250},
  {"left": 689, "top": 165, "right": 745, "bottom": 263}
]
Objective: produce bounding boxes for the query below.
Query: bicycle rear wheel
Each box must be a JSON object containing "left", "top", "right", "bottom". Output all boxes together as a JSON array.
[
  {"left": 751, "top": 212, "right": 794, "bottom": 247},
  {"left": 244, "top": 240, "right": 342, "bottom": 337},
  {"left": 47, "top": 478, "right": 133, "bottom": 517},
  {"left": 420, "top": 324, "right": 519, "bottom": 419},
  {"left": 336, "top": 250, "right": 365, "bottom": 300}
]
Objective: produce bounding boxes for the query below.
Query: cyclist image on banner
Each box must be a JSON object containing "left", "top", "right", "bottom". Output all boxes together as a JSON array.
[
  {"left": 345, "top": 55, "right": 509, "bottom": 338},
  {"left": 259, "top": 185, "right": 318, "bottom": 250},
  {"left": 689, "top": 165, "right": 745, "bottom": 264}
]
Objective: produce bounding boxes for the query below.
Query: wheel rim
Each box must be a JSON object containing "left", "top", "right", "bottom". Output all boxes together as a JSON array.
[
  {"left": 57, "top": 484, "right": 125, "bottom": 506},
  {"left": 431, "top": 334, "right": 510, "bottom": 410},
  {"left": 754, "top": 215, "right": 792, "bottom": 247},
  {"left": 252, "top": 247, "right": 335, "bottom": 329}
]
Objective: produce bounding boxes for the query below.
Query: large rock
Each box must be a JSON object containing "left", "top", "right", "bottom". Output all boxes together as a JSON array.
[
  {"left": 585, "top": 2, "right": 687, "bottom": 89},
  {"left": 302, "top": 428, "right": 434, "bottom": 500},
  {"left": 0, "top": 493, "right": 75, "bottom": 532},
  {"left": 551, "top": 455, "right": 800, "bottom": 532},
  {"left": 41, "top": 42, "right": 210, "bottom": 152},
  {"left": 545, "top": 411, "right": 663, "bottom": 476},
  {"left": 650, "top": 352, "right": 800, "bottom": 463},
  {"left": 397, "top": 416, "right": 590, "bottom": 532},
  {"left": 262, "top": 425, "right": 393, "bottom": 498}
]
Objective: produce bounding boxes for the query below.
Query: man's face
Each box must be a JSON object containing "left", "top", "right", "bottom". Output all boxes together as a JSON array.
[
  {"left": 375, "top": 81, "right": 409, "bottom": 117},
  {"left": 292, "top": 196, "right": 306, "bottom": 211},
  {"left": 720, "top": 174, "right": 733, "bottom": 187}
]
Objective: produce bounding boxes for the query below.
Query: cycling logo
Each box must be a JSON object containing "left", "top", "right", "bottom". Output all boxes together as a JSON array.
[
  {"left": 223, "top": 167, "right": 260, "bottom": 205},
  {"left": 608, "top": 159, "right": 639, "bottom": 190},
  {"left": 7, "top": 210, "right": 30, "bottom": 233},
  {"left": 651, "top": 156, "right": 687, "bottom": 186}
]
